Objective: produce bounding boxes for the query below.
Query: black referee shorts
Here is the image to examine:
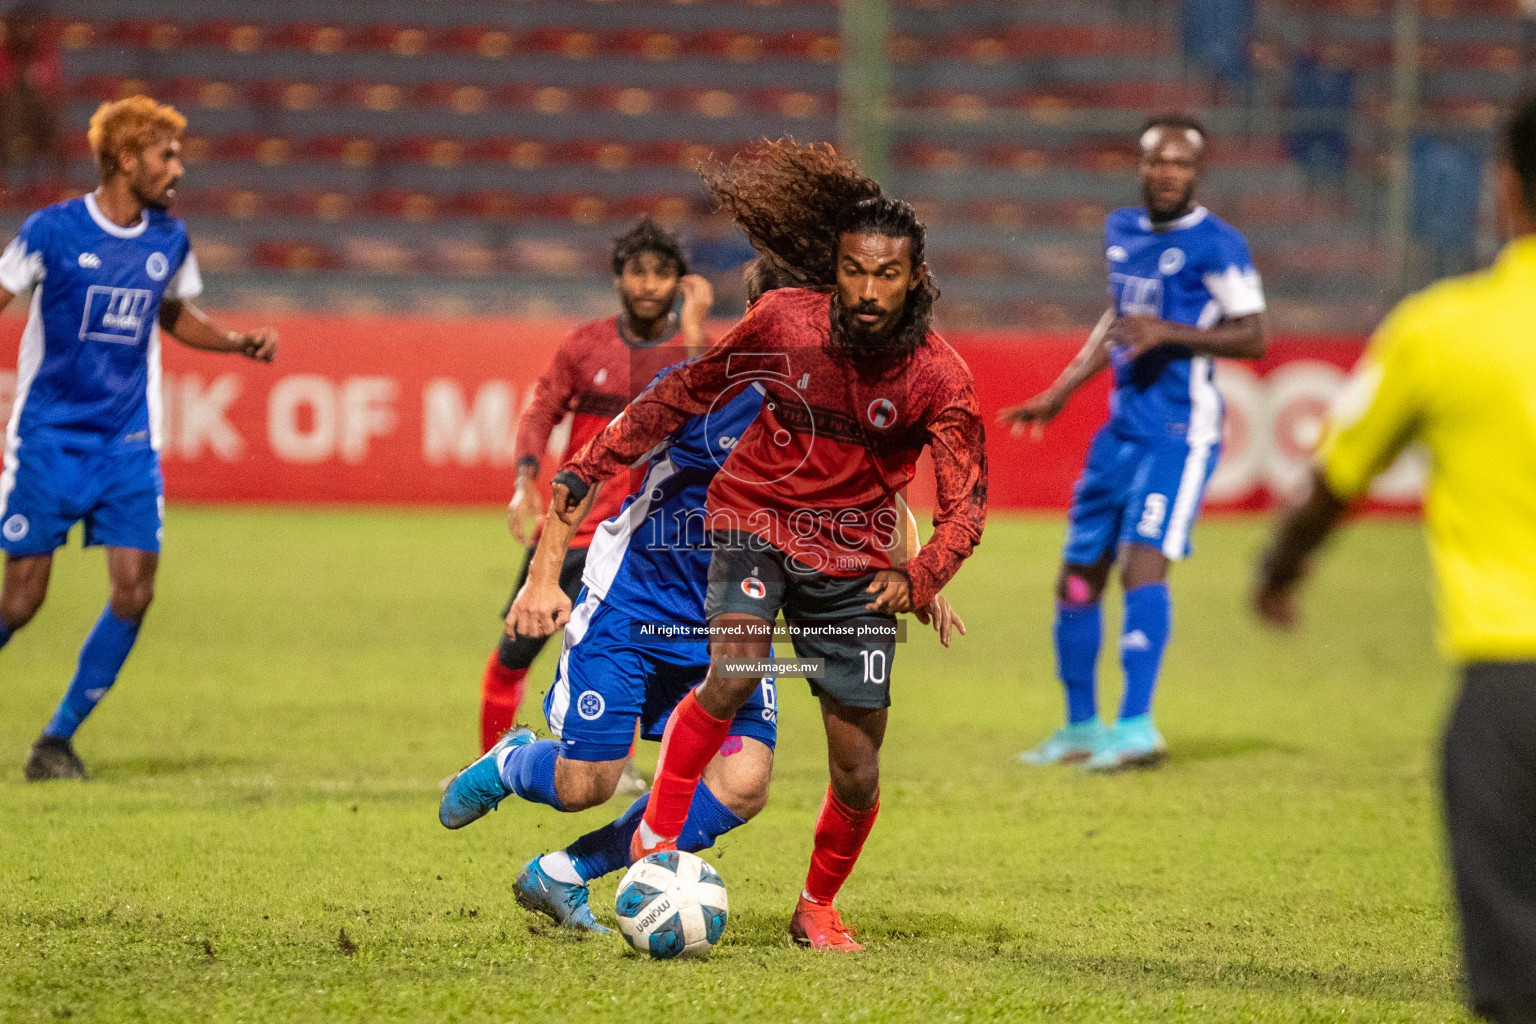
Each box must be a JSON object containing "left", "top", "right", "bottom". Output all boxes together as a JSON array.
[{"left": 1443, "top": 661, "right": 1536, "bottom": 1022}]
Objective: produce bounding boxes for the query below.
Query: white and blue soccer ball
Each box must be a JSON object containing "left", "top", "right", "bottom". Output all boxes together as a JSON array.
[{"left": 614, "top": 850, "right": 728, "bottom": 959}]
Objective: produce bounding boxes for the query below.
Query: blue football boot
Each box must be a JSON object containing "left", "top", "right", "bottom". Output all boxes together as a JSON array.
[
  {"left": 1083, "top": 714, "right": 1167, "bottom": 773},
  {"left": 514, "top": 857, "right": 612, "bottom": 935},
  {"left": 1018, "top": 720, "right": 1110, "bottom": 766},
  {"left": 438, "top": 728, "right": 534, "bottom": 829}
]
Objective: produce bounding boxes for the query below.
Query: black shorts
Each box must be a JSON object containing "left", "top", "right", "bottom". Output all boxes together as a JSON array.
[
  {"left": 497, "top": 545, "right": 589, "bottom": 671},
  {"left": 704, "top": 531, "right": 896, "bottom": 710},
  {"left": 1443, "top": 661, "right": 1536, "bottom": 1019}
]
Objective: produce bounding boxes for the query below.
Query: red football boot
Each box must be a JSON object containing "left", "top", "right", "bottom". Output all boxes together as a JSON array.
[
  {"left": 788, "top": 896, "right": 864, "bottom": 951},
  {"left": 628, "top": 820, "right": 678, "bottom": 864}
]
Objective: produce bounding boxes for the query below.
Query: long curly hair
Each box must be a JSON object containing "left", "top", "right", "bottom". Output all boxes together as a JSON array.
[{"left": 701, "top": 140, "right": 938, "bottom": 362}]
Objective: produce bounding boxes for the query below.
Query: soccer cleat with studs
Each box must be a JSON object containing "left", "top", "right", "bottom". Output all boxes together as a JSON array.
[
  {"left": 513, "top": 857, "right": 612, "bottom": 934},
  {"left": 628, "top": 819, "right": 677, "bottom": 864},
  {"left": 789, "top": 896, "right": 864, "bottom": 952},
  {"left": 24, "top": 735, "right": 87, "bottom": 782},
  {"left": 438, "top": 727, "right": 534, "bottom": 828}
]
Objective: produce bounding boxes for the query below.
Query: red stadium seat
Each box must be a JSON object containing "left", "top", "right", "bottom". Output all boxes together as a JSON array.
[{"left": 689, "top": 30, "right": 765, "bottom": 62}]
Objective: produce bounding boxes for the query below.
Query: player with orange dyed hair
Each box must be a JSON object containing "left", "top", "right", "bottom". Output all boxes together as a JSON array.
[
  {"left": 87, "top": 95, "right": 187, "bottom": 178},
  {"left": 0, "top": 97, "right": 279, "bottom": 780}
]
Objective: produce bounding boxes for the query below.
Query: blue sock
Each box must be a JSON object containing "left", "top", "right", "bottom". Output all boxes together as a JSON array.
[
  {"left": 1054, "top": 601, "right": 1101, "bottom": 725},
  {"left": 1119, "top": 582, "right": 1172, "bottom": 721},
  {"left": 566, "top": 782, "right": 747, "bottom": 883},
  {"left": 44, "top": 606, "right": 140, "bottom": 740},
  {"left": 0, "top": 619, "right": 12, "bottom": 650},
  {"left": 498, "top": 739, "right": 565, "bottom": 810}
]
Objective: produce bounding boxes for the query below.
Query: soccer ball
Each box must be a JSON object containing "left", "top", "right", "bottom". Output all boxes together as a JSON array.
[{"left": 614, "top": 850, "right": 728, "bottom": 959}]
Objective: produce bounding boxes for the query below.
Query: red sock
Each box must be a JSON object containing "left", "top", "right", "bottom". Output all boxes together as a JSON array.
[
  {"left": 479, "top": 652, "right": 527, "bottom": 754},
  {"left": 803, "top": 786, "right": 880, "bottom": 905},
  {"left": 643, "top": 691, "right": 732, "bottom": 839}
]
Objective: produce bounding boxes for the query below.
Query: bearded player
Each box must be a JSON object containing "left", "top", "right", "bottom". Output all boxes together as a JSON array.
[
  {"left": 1001, "top": 114, "right": 1267, "bottom": 772},
  {"left": 479, "top": 218, "right": 712, "bottom": 757},
  {"left": 546, "top": 142, "right": 987, "bottom": 950},
  {"left": 440, "top": 257, "right": 966, "bottom": 935},
  {"left": 0, "top": 96, "right": 278, "bottom": 780}
]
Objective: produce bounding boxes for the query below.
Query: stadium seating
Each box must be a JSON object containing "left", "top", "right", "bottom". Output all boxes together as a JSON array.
[{"left": 11, "top": 0, "right": 1526, "bottom": 328}]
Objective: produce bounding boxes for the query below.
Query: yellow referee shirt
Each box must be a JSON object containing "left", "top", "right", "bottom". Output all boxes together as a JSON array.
[{"left": 1319, "top": 235, "right": 1536, "bottom": 662}]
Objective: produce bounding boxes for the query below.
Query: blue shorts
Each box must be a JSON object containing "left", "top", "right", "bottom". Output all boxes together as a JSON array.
[
  {"left": 543, "top": 588, "right": 779, "bottom": 762},
  {"left": 1063, "top": 424, "right": 1220, "bottom": 565},
  {"left": 0, "top": 439, "right": 163, "bottom": 558}
]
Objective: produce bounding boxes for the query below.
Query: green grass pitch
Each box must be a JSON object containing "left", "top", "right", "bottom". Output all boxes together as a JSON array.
[{"left": 0, "top": 507, "right": 1470, "bottom": 1023}]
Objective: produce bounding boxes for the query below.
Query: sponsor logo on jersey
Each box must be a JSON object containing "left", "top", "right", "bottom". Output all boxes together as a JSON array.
[
  {"left": 145, "top": 252, "right": 170, "bottom": 281},
  {"left": 77, "top": 252, "right": 101, "bottom": 269},
  {"left": 1106, "top": 245, "right": 1128, "bottom": 263},
  {"left": 866, "top": 398, "right": 897, "bottom": 429},
  {"left": 2, "top": 513, "right": 28, "bottom": 541},
  {"left": 80, "top": 286, "right": 154, "bottom": 345},
  {"left": 576, "top": 690, "right": 606, "bottom": 721},
  {"left": 1110, "top": 274, "right": 1164, "bottom": 318},
  {"left": 717, "top": 434, "right": 737, "bottom": 450},
  {"left": 740, "top": 577, "right": 766, "bottom": 600},
  {"left": 1159, "top": 247, "right": 1186, "bottom": 275}
]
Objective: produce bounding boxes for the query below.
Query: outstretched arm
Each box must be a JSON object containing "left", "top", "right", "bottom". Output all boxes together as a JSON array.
[
  {"left": 1252, "top": 299, "right": 1425, "bottom": 630},
  {"left": 1252, "top": 468, "right": 1349, "bottom": 628},
  {"left": 998, "top": 309, "right": 1113, "bottom": 437},
  {"left": 159, "top": 301, "right": 278, "bottom": 362}
]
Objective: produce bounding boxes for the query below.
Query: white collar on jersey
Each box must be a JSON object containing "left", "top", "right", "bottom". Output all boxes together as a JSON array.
[
  {"left": 1139, "top": 205, "right": 1208, "bottom": 233},
  {"left": 85, "top": 191, "right": 149, "bottom": 239}
]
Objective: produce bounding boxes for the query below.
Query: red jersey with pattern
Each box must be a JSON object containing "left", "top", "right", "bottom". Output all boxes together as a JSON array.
[
  {"left": 516, "top": 316, "right": 692, "bottom": 547},
  {"left": 563, "top": 288, "right": 987, "bottom": 607}
]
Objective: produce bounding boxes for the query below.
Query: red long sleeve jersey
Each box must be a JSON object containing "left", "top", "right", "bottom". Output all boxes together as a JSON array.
[
  {"left": 515, "top": 316, "right": 691, "bottom": 547},
  {"left": 563, "top": 288, "right": 988, "bottom": 607}
]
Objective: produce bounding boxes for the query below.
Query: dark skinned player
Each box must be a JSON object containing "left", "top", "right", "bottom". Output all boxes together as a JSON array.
[
  {"left": 543, "top": 141, "right": 987, "bottom": 950},
  {"left": 1001, "top": 114, "right": 1268, "bottom": 771}
]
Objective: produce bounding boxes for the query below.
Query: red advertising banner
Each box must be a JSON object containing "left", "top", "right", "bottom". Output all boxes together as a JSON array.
[{"left": 0, "top": 316, "right": 1419, "bottom": 509}]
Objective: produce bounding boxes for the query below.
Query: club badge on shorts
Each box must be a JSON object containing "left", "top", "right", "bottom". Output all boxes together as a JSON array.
[{"left": 741, "top": 577, "right": 766, "bottom": 600}]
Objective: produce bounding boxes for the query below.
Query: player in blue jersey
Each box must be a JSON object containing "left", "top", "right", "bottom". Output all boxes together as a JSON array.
[
  {"left": 438, "top": 261, "right": 963, "bottom": 932},
  {"left": 0, "top": 97, "right": 278, "bottom": 781},
  {"left": 1001, "top": 114, "right": 1267, "bottom": 772}
]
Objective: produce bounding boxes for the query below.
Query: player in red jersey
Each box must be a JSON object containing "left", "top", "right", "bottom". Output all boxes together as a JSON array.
[
  {"left": 549, "top": 142, "right": 988, "bottom": 950},
  {"left": 479, "top": 218, "right": 712, "bottom": 755}
]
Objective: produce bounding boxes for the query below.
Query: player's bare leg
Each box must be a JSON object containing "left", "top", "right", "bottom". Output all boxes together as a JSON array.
[
  {"left": 25, "top": 548, "right": 155, "bottom": 781},
  {"left": 1085, "top": 542, "right": 1171, "bottom": 772},
  {"left": 631, "top": 613, "right": 768, "bottom": 859},
  {"left": 1021, "top": 552, "right": 1114, "bottom": 765},
  {"left": 1, "top": 551, "right": 53, "bottom": 634},
  {"left": 792, "top": 697, "right": 885, "bottom": 951}
]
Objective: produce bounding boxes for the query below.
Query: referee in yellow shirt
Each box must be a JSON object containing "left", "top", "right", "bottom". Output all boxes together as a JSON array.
[{"left": 1255, "top": 95, "right": 1536, "bottom": 1023}]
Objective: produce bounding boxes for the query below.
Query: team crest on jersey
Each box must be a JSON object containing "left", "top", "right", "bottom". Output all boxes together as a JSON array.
[
  {"left": 1158, "top": 248, "right": 1186, "bottom": 275},
  {"left": 866, "top": 398, "right": 897, "bottom": 429},
  {"left": 740, "top": 577, "right": 766, "bottom": 600},
  {"left": 77, "top": 252, "right": 101, "bottom": 269},
  {"left": 1106, "top": 245, "right": 1128, "bottom": 263},
  {"left": 576, "top": 690, "right": 606, "bottom": 721},
  {"left": 2, "top": 514, "right": 27, "bottom": 541},
  {"left": 145, "top": 252, "right": 169, "bottom": 281}
]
